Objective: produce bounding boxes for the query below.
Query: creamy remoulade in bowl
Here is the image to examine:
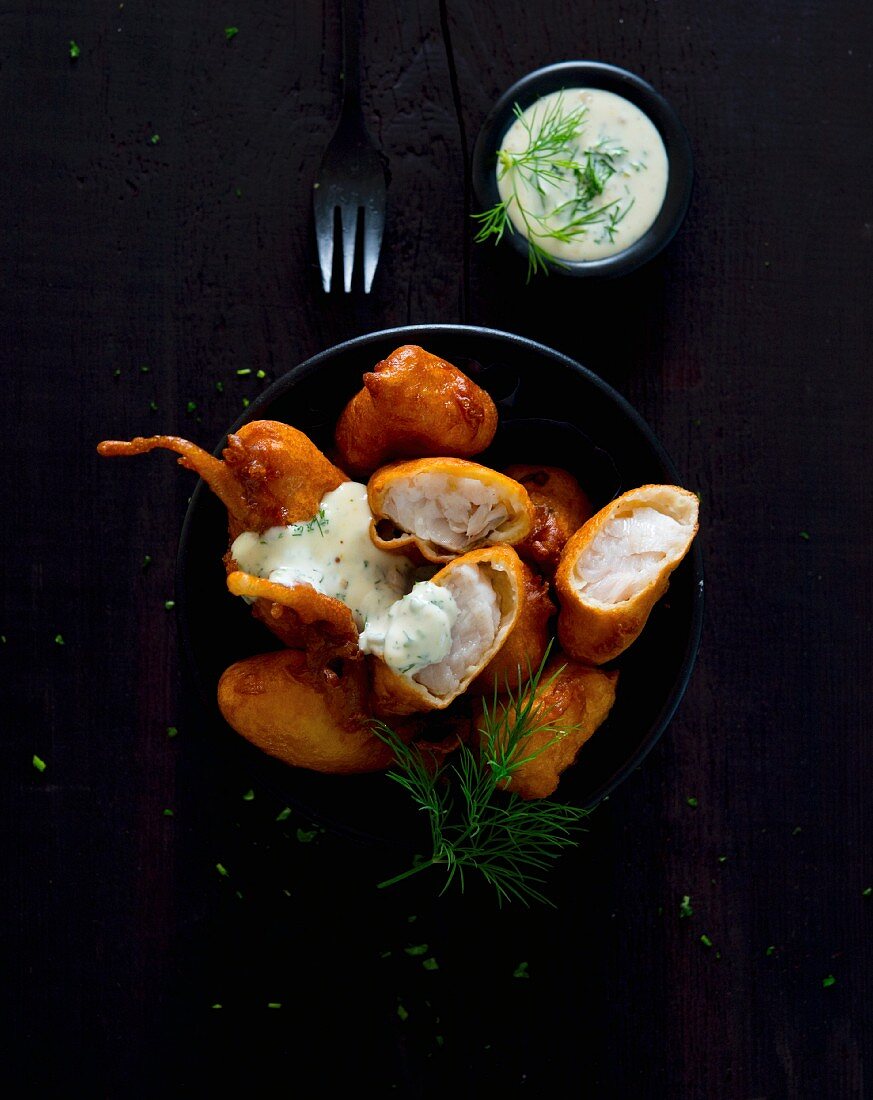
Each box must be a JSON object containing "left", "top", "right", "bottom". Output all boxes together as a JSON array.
[
  {"left": 175, "top": 326, "right": 703, "bottom": 847},
  {"left": 472, "top": 62, "right": 693, "bottom": 278}
]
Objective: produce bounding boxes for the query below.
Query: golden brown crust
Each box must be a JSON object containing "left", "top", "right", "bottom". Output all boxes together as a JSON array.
[
  {"left": 504, "top": 464, "right": 593, "bottom": 575},
  {"left": 555, "top": 484, "right": 699, "bottom": 664},
  {"left": 217, "top": 650, "right": 409, "bottom": 774},
  {"left": 369, "top": 545, "right": 525, "bottom": 717},
  {"left": 367, "top": 457, "right": 534, "bottom": 563},
  {"left": 334, "top": 345, "right": 498, "bottom": 477},
  {"left": 493, "top": 657, "right": 619, "bottom": 800}
]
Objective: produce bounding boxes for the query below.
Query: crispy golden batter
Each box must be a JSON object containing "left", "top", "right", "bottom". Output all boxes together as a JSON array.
[
  {"left": 334, "top": 345, "right": 498, "bottom": 477},
  {"left": 225, "top": 571, "right": 360, "bottom": 664},
  {"left": 218, "top": 650, "right": 404, "bottom": 774},
  {"left": 494, "top": 657, "right": 618, "bottom": 800},
  {"left": 472, "top": 561, "right": 555, "bottom": 695},
  {"left": 98, "top": 420, "right": 347, "bottom": 536},
  {"left": 368, "top": 457, "right": 534, "bottom": 563},
  {"left": 555, "top": 485, "right": 699, "bottom": 664},
  {"left": 370, "top": 545, "right": 525, "bottom": 717},
  {"left": 504, "top": 464, "right": 593, "bottom": 575}
]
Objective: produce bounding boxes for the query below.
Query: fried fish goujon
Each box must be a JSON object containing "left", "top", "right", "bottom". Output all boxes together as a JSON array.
[
  {"left": 334, "top": 345, "right": 498, "bottom": 477},
  {"left": 368, "top": 457, "right": 534, "bottom": 563},
  {"left": 492, "top": 657, "right": 618, "bottom": 800},
  {"left": 97, "top": 421, "right": 347, "bottom": 537},
  {"left": 555, "top": 485, "right": 699, "bottom": 664}
]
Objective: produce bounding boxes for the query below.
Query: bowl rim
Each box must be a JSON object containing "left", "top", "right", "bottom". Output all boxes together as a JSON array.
[
  {"left": 471, "top": 60, "right": 694, "bottom": 279},
  {"left": 176, "top": 323, "right": 704, "bottom": 817}
]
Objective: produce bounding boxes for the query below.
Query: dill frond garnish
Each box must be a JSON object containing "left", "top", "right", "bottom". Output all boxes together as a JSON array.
[
  {"left": 373, "top": 649, "right": 589, "bottom": 907},
  {"left": 473, "top": 92, "right": 640, "bottom": 279}
]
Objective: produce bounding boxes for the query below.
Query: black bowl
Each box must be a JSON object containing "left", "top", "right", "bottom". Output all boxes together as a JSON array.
[
  {"left": 472, "top": 61, "right": 694, "bottom": 278},
  {"left": 176, "top": 325, "right": 703, "bottom": 849}
]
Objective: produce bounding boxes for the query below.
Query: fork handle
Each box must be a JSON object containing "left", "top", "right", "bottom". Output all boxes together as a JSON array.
[{"left": 341, "top": 0, "right": 361, "bottom": 112}]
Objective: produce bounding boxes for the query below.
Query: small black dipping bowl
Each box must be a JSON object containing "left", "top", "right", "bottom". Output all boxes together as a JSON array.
[
  {"left": 472, "top": 61, "right": 694, "bottom": 278},
  {"left": 176, "top": 326, "right": 704, "bottom": 850}
]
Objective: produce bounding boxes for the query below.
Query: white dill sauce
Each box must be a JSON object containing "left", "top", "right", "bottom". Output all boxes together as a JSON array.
[
  {"left": 230, "top": 482, "right": 460, "bottom": 674},
  {"left": 496, "top": 88, "right": 669, "bottom": 262}
]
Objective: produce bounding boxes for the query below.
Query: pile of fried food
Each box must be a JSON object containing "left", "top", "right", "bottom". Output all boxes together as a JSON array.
[{"left": 98, "top": 345, "right": 699, "bottom": 801}]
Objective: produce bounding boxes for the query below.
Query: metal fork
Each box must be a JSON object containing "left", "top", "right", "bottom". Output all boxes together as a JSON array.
[{"left": 313, "top": 0, "right": 387, "bottom": 293}]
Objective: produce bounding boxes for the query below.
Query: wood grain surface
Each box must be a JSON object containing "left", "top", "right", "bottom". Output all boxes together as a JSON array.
[{"left": 2, "top": 1, "right": 870, "bottom": 1096}]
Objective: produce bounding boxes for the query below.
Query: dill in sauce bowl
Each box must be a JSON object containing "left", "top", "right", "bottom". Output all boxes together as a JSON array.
[{"left": 477, "top": 88, "right": 668, "bottom": 274}]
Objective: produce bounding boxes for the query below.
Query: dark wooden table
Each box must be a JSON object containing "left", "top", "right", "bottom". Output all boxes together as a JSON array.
[{"left": 4, "top": 2, "right": 870, "bottom": 1095}]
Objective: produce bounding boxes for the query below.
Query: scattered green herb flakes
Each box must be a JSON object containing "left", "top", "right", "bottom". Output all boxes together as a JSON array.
[
  {"left": 679, "top": 895, "right": 693, "bottom": 919},
  {"left": 149, "top": 400, "right": 158, "bottom": 412},
  {"left": 234, "top": 187, "right": 243, "bottom": 198},
  {"left": 267, "top": 1002, "right": 282, "bottom": 1009},
  {"left": 396, "top": 1004, "right": 409, "bottom": 1022},
  {"left": 275, "top": 807, "right": 292, "bottom": 822},
  {"left": 792, "top": 826, "right": 802, "bottom": 836},
  {"left": 863, "top": 886, "right": 872, "bottom": 897},
  {"left": 404, "top": 944, "right": 429, "bottom": 958},
  {"left": 242, "top": 397, "right": 250, "bottom": 409},
  {"left": 242, "top": 789, "right": 254, "bottom": 802},
  {"left": 186, "top": 400, "right": 197, "bottom": 413},
  {"left": 235, "top": 890, "right": 243, "bottom": 900},
  {"left": 765, "top": 945, "right": 776, "bottom": 957},
  {"left": 69, "top": 40, "right": 80, "bottom": 59},
  {"left": 113, "top": 368, "right": 121, "bottom": 377},
  {"left": 236, "top": 368, "right": 252, "bottom": 376},
  {"left": 699, "top": 934, "right": 713, "bottom": 948},
  {"left": 164, "top": 599, "right": 176, "bottom": 610},
  {"left": 513, "top": 961, "right": 530, "bottom": 979},
  {"left": 822, "top": 974, "right": 836, "bottom": 988},
  {"left": 212, "top": 1003, "right": 222, "bottom": 1009},
  {"left": 799, "top": 531, "right": 810, "bottom": 541},
  {"left": 686, "top": 796, "right": 698, "bottom": 807},
  {"left": 149, "top": 133, "right": 160, "bottom": 145},
  {"left": 435, "top": 1034, "right": 444, "bottom": 1047},
  {"left": 32, "top": 754, "right": 47, "bottom": 773},
  {"left": 422, "top": 957, "right": 439, "bottom": 971},
  {"left": 54, "top": 633, "right": 65, "bottom": 645},
  {"left": 216, "top": 862, "right": 229, "bottom": 877},
  {"left": 224, "top": 27, "right": 239, "bottom": 40},
  {"left": 379, "top": 950, "right": 392, "bottom": 959},
  {"left": 296, "top": 827, "right": 318, "bottom": 843},
  {"left": 256, "top": 369, "right": 266, "bottom": 379},
  {"left": 166, "top": 725, "right": 178, "bottom": 738},
  {"left": 142, "top": 554, "right": 152, "bottom": 568},
  {"left": 163, "top": 808, "right": 174, "bottom": 817},
  {"left": 140, "top": 364, "right": 150, "bottom": 373},
  {"left": 407, "top": 914, "right": 418, "bottom": 923},
  {"left": 718, "top": 855, "right": 728, "bottom": 864},
  {"left": 0, "top": 635, "right": 6, "bottom": 643}
]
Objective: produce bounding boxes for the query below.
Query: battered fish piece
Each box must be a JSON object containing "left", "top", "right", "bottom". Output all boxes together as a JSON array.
[
  {"left": 368, "top": 457, "right": 534, "bottom": 563},
  {"left": 555, "top": 485, "right": 699, "bottom": 664},
  {"left": 334, "top": 345, "right": 498, "bottom": 477},
  {"left": 472, "top": 560, "right": 555, "bottom": 695},
  {"left": 504, "top": 464, "right": 593, "bottom": 575},
  {"left": 218, "top": 650, "right": 399, "bottom": 774},
  {"left": 98, "top": 420, "right": 347, "bottom": 537},
  {"left": 368, "top": 546, "right": 525, "bottom": 717},
  {"left": 490, "top": 657, "right": 618, "bottom": 800}
]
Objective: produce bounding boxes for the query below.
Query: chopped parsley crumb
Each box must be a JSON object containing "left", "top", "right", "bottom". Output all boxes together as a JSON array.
[
  {"left": 822, "top": 974, "right": 836, "bottom": 988},
  {"left": 765, "top": 945, "right": 776, "bottom": 956},
  {"left": 149, "top": 400, "right": 158, "bottom": 412},
  {"left": 32, "top": 754, "right": 47, "bottom": 773},
  {"left": 215, "top": 380, "right": 224, "bottom": 393},
  {"left": 799, "top": 531, "right": 810, "bottom": 540},
  {"left": 267, "top": 1002, "right": 281, "bottom": 1009},
  {"left": 140, "top": 364, "right": 150, "bottom": 373},
  {"left": 234, "top": 187, "right": 242, "bottom": 198},
  {"left": 236, "top": 368, "right": 251, "bottom": 376},
  {"left": 186, "top": 400, "right": 197, "bottom": 413},
  {"left": 69, "top": 40, "right": 80, "bottom": 59},
  {"left": 54, "top": 633, "right": 65, "bottom": 645},
  {"left": 163, "top": 808, "right": 174, "bottom": 817},
  {"left": 513, "top": 961, "right": 529, "bottom": 979},
  {"left": 686, "top": 796, "right": 698, "bottom": 807},
  {"left": 396, "top": 1004, "right": 409, "bottom": 1022},
  {"left": 296, "top": 827, "right": 318, "bottom": 843},
  {"left": 0, "top": 635, "right": 6, "bottom": 643},
  {"left": 256, "top": 369, "right": 266, "bottom": 379},
  {"left": 792, "top": 826, "right": 802, "bottom": 836},
  {"left": 699, "top": 934, "right": 713, "bottom": 948},
  {"left": 242, "top": 789, "right": 254, "bottom": 801},
  {"left": 407, "top": 914, "right": 417, "bottom": 923},
  {"left": 863, "top": 886, "right": 871, "bottom": 897},
  {"left": 422, "top": 957, "right": 439, "bottom": 971},
  {"left": 216, "top": 862, "right": 229, "bottom": 877},
  {"left": 164, "top": 599, "right": 175, "bottom": 610},
  {"left": 679, "top": 895, "right": 693, "bottom": 919},
  {"left": 718, "top": 855, "right": 727, "bottom": 863},
  {"left": 113, "top": 368, "right": 121, "bottom": 377},
  {"left": 212, "top": 1003, "right": 222, "bottom": 1009},
  {"left": 404, "top": 944, "right": 428, "bottom": 957},
  {"left": 142, "top": 554, "right": 152, "bottom": 568},
  {"left": 275, "top": 807, "right": 291, "bottom": 822},
  {"left": 225, "top": 27, "right": 239, "bottom": 40},
  {"left": 149, "top": 133, "right": 160, "bottom": 145},
  {"left": 435, "top": 1034, "right": 444, "bottom": 1047},
  {"left": 242, "top": 397, "right": 250, "bottom": 408},
  {"left": 166, "top": 726, "right": 178, "bottom": 738}
]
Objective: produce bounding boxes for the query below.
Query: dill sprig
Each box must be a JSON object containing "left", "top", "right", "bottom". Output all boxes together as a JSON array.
[
  {"left": 373, "top": 649, "right": 589, "bottom": 907},
  {"left": 473, "top": 93, "right": 637, "bottom": 280}
]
